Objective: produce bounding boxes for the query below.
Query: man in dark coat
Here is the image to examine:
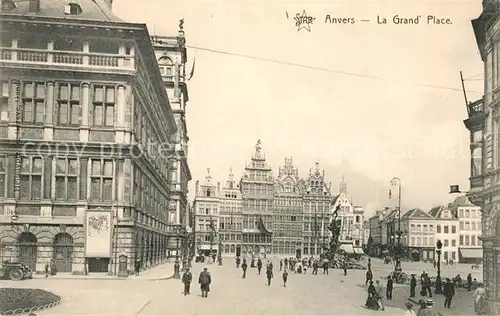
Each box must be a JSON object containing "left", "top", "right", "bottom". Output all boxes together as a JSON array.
[
  {"left": 365, "top": 269, "right": 373, "bottom": 285},
  {"left": 257, "top": 258, "right": 263, "bottom": 274},
  {"left": 443, "top": 278, "right": 455, "bottom": 308},
  {"left": 284, "top": 258, "right": 289, "bottom": 270},
  {"left": 266, "top": 267, "right": 273, "bottom": 286},
  {"left": 467, "top": 273, "right": 472, "bottom": 291},
  {"left": 282, "top": 269, "right": 288, "bottom": 287},
  {"left": 236, "top": 256, "right": 241, "bottom": 268},
  {"left": 241, "top": 259, "right": 248, "bottom": 279},
  {"left": 343, "top": 261, "right": 348, "bottom": 276},
  {"left": 424, "top": 274, "right": 433, "bottom": 297},
  {"left": 410, "top": 274, "right": 417, "bottom": 298},
  {"left": 312, "top": 261, "right": 318, "bottom": 275},
  {"left": 182, "top": 267, "right": 192, "bottom": 295},
  {"left": 322, "top": 260, "right": 329, "bottom": 275},
  {"left": 198, "top": 268, "right": 211, "bottom": 298},
  {"left": 386, "top": 275, "right": 393, "bottom": 300}
]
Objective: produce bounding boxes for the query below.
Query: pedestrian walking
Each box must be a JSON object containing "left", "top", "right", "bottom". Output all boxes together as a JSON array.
[
  {"left": 182, "top": 268, "right": 192, "bottom": 295},
  {"left": 257, "top": 258, "right": 263, "bottom": 274},
  {"left": 420, "top": 271, "right": 427, "bottom": 296},
  {"left": 474, "top": 286, "right": 486, "bottom": 314},
  {"left": 266, "top": 267, "right": 273, "bottom": 286},
  {"left": 44, "top": 261, "right": 50, "bottom": 278},
  {"left": 198, "top": 268, "right": 211, "bottom": 298},
  {"left": 308, "top": 257, "right": 312, "bottom": 268},
  {"left": 134, "top": 259, "right": 141, "bottom": 276},
  {"left": 365, "top": 281, "right": 380, "bottom": 310},
  {"left": 467, "top": 273, "right": 473, "bottom": 291},
  {"left": 241, "top": 259, "right": 248, "bottom": 279},
  {"left": 386, "top": 275, "right": 393, "bottom": 300},
  {"left": 236, "top": 256, "right": 241, "bottom": 268},
  {"left": 410, "top": 274, "right": 417, "bottom": 298},
  {"left": 343, "top": 261, "right": 348, "bottom": 276},
  {"left": 280, "top": 259, "right": 283, "bottom": 271},
  {"left": 365, "top": 269, "right": 373, "bottom": 285},
  {"left": 374, "top": 279, "right": 385, "bottom": 311},
  {"left": 322, "top": 260, "right": 329, "bottom": 275},
  {"left": 282, "top": 270, "right": 288, "bottom": 287},
  {"left": 312, "top": 261, "right": 318, "bottom": 275},
  {"left": 367, "top": 257, "right": 371, "bottom": 271},
  {"left": 443, "top": 278, "right": 455, "bottom": 308},
  {"left": 267, "top": 260, "right": 273, "bottom": 271},
  {"left": 284, "top": 258, "right": 288, "bottom": 270},
  {"left": 424, "top": 274, "right": 433, "bottom": 297}
]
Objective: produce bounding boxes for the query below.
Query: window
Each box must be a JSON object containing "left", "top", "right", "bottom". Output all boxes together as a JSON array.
[
  {"left": 444, "top": 239, "right": 449, "bottom": 247},
  {"left": 465, "top": 235, "right": 470, "bottom": 246},
  {"left": 465, "top": 209, "right": 470, "bottom": 217},
  {"left": 55, "top": 158, "right": 78, "bottom": 201},
  {"left": 451, "top": 239, "right": 456, "bottom": 247},
  {"left": 465, "top": 221, "right": 470, "bottom": 230},
  {"left": 452, "top": 225, "right": 456, "bottom": 233},
  {"left": 471, "top": 210, "right": 476, "bottom": 218},
  {"left": 0, "top": 81, "right": 8, "bottom": 121},
  {"left": 459, "top": 209, "right": 464, "bottom": 218},
  {"left": 90, "top": 159, "right": 113, "bottom": 201},
  {"left": 451, "top": 251, "right": 456, "bottom": 261},
  {"left": 472, "top": 222, "right": 476, "bottom": 230},
  {"left": 22, "top": 82, "right": 45, "bottom": 123},
  {"left": 20, "top": 157, "right": 42, "bottom": 200},
  {"left": 473, "top": 130, "right": 482, "bottom": 143},
  {"left": 65, "top": 3, "right": 83, "bottom": 15},
  {"left": 444, "top": 226, "right": 449, "bottom": 234},
  {"left": 57, "top": 83, "right": 80, "bottom": 125},
  {"left": 291, "top": 216, "right": 296, "bottom": 222},
  {"left": 471, "top": 235, "right": 476, "bottom": 246},
  {"left": 460, "top": 235, "right": 464, "bottom": 246},
  {"left": 436, "top": 225, "right": 441, "bottom": 233},
  {"left": 0, "top": 156, "right": 5, "bottom": 197},
  {"left": 460, "top": 221, "right": 464, "bottom": 230},
  {"left": 92, "top": 86, "right": 115, "bottom": 127}
]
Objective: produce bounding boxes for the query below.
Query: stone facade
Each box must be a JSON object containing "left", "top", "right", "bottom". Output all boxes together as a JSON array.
[
  {"left": 468, "top": 1, "right": 500, "bottom": 312},
  {"left": 0, "top": 0, "right": 181, "bottom": 275}
]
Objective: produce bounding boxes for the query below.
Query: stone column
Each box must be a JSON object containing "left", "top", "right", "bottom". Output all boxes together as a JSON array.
[
  {"left": 80, "top": 83, "right": 90, "bottom": 142},
  {"left": 44, "top": 81, "right": 54, "bottom": 140},
  {"left": 115, "top": 85, "right": 126, "bottom": 143}
]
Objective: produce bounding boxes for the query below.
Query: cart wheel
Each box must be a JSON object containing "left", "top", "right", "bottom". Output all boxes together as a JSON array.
[{"left": 9, "top": 268, "right": 23, "bottom": 281}]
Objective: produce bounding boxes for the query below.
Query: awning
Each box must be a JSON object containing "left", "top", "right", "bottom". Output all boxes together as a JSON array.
[
  {"left": 199, "top": 245, "right": 213, "bottom": 250},
  {"left": 353, "top": 248, "right": 365, "bottom": 255},
  {"left": 339, "top": 244, "right": 355, "bottom": 254},
  {"left": 460, "top": 248, "right": 483, "bottom": 259}
]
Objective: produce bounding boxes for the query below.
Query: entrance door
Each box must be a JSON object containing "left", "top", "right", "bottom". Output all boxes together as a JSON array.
[
  {"left": 53, "top": 233, "right": 74, "bottom": 272},
  {"left": 236, "top": 245, "right": 241, "bottom": 257},
  {"left": 17, "top": 232, "right": 38, "bottom": 271}
]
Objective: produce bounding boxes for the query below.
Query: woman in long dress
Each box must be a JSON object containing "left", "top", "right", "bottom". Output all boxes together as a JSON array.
[
  {"left": 365, "top": 281, "right": 380, "bottom": 310},
  {"left": 474, "top": 287, "right": 486, "bottom": 314}
]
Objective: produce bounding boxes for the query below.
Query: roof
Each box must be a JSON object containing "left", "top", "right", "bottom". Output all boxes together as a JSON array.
[
  {"left": 331, "top": 195, "right": 340, "bottom": 206},
  {"left": 2, "top": 0, "right": 124, "bottom": 23},
  {"left": 451, "top": 195, "right": 476, "bottom": 208},
  {"left": 401, "top": 208, "right": 433, "bottom": 220},
  {"left": 427, "top": 205, "right": 457, "bottom": 220}
]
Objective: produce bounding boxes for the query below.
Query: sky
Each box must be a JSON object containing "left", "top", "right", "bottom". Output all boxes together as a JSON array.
[{"left": 113, "top": 0, "right": 484, "bottom": 217}]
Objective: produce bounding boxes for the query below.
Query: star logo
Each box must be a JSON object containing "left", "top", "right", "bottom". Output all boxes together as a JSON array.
[{"left": 293, "top": 10, "right": 315, "bottom": 32}]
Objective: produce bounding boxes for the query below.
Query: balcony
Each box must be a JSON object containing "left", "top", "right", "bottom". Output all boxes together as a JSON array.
[{"left": 0, "top": 47, "right": 135, "bottom": 71}]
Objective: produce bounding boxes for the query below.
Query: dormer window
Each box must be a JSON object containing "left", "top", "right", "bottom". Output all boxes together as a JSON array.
[
  {"left": 1, "top": 0, "right": 16, "bottom": 11},
  {"left": 64, "top": 3, "right": 83, "bottom": 15}
]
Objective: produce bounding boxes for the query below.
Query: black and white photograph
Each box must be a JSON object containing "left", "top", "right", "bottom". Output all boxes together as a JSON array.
[{"left": 0, "top": 0, "right": 497, "bottom": 315}]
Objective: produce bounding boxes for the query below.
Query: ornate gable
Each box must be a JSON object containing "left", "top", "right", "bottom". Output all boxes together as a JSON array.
[
  {"left": 275, "top": 157, "right": 302, "bottom": 194},
  {"left": 304, "top": 162, "right": 331, "bottom": 196}
]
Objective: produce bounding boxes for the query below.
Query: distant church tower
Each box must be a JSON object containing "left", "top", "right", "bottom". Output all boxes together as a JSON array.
[{"left": 339, "top": 175, "right": 348, "bottom": 194}]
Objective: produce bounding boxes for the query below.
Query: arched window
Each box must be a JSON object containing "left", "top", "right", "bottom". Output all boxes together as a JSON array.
[{"left": 158, "top": 57, "right": 174, "bottom": 78}]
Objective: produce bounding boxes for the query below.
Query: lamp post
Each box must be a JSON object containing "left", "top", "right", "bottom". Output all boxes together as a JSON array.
[
  {"left": 389, "top": 177, "right": 403, "bottom": 272},
  {"left": 435, "top": 239, "right": 443, "bottom": 294},
  {"left": 173, "top": 226, "right": 181, "bottom": 279},
  {"left": 218, "top": 240, "right": 222, "bottom": 266}
]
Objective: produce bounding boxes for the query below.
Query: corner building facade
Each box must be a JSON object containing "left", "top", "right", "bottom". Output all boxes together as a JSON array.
[
  {"left": 469, "top": 0, "right": 500, "bottom": 312},
  {"left": 240, "top": 141, "right": 273, "bottom": 256},
  {"left": 0, "top": 0, "right": 180, "bottom": 275},
  {"left": 219, "top": 169, "right": 243, "bottom": 256}
]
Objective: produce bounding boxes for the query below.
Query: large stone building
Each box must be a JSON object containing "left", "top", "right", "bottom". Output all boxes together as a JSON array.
[
  {"left": 468, "top": 0, "right": 500, "bottom": 312},
  {"left": 240, "top": 140, "right": 274, "bottom": 257},
  {"left": 451, "top": 196, "right": 483, "bottom": 263},
  {"left": 273, "top": 157, "right": 303, "bottom": 257},
  {"left": 151, "top": 30, "right": 192, "bottom": 253},
  {"left": 193, "top": 170, "right": 220, "bottom": 256},
  {"left": 399, "top": 209, "right": 435, "bottom": 262},
  {"left": 219, "top": 168, "right": 242, "bottom": 257},
  {"left": 0, "top": 0, "right": 184, "bottom": 275},
  {"left": 302, "top": 163, "right": 332, "bottom": 256},
  {"left": 428, "top": 205, "right": 459, "bottom": 263}
]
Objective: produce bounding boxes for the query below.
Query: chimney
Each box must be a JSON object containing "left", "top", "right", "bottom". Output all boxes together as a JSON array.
[{"left": 29, "top": 0, "right": 40, "bottom": 13}]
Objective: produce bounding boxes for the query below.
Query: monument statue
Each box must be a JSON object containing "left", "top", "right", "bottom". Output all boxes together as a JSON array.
[{"left": 324, "top": 205, "right": 344, "bottom": 260}]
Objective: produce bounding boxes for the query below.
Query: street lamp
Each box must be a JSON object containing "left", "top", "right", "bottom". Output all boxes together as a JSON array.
[
  {"left": 218, "top": 240, "right": 223, "bottom": 265},
  {"left": 389, "top": 177, "right": 403, "bottom": 272},
  {"left": 435, "top": 239, "right": 443, "bottom": 294},
  {"left": 173, "top": 227, "right": 181, "bottom": 279}
]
